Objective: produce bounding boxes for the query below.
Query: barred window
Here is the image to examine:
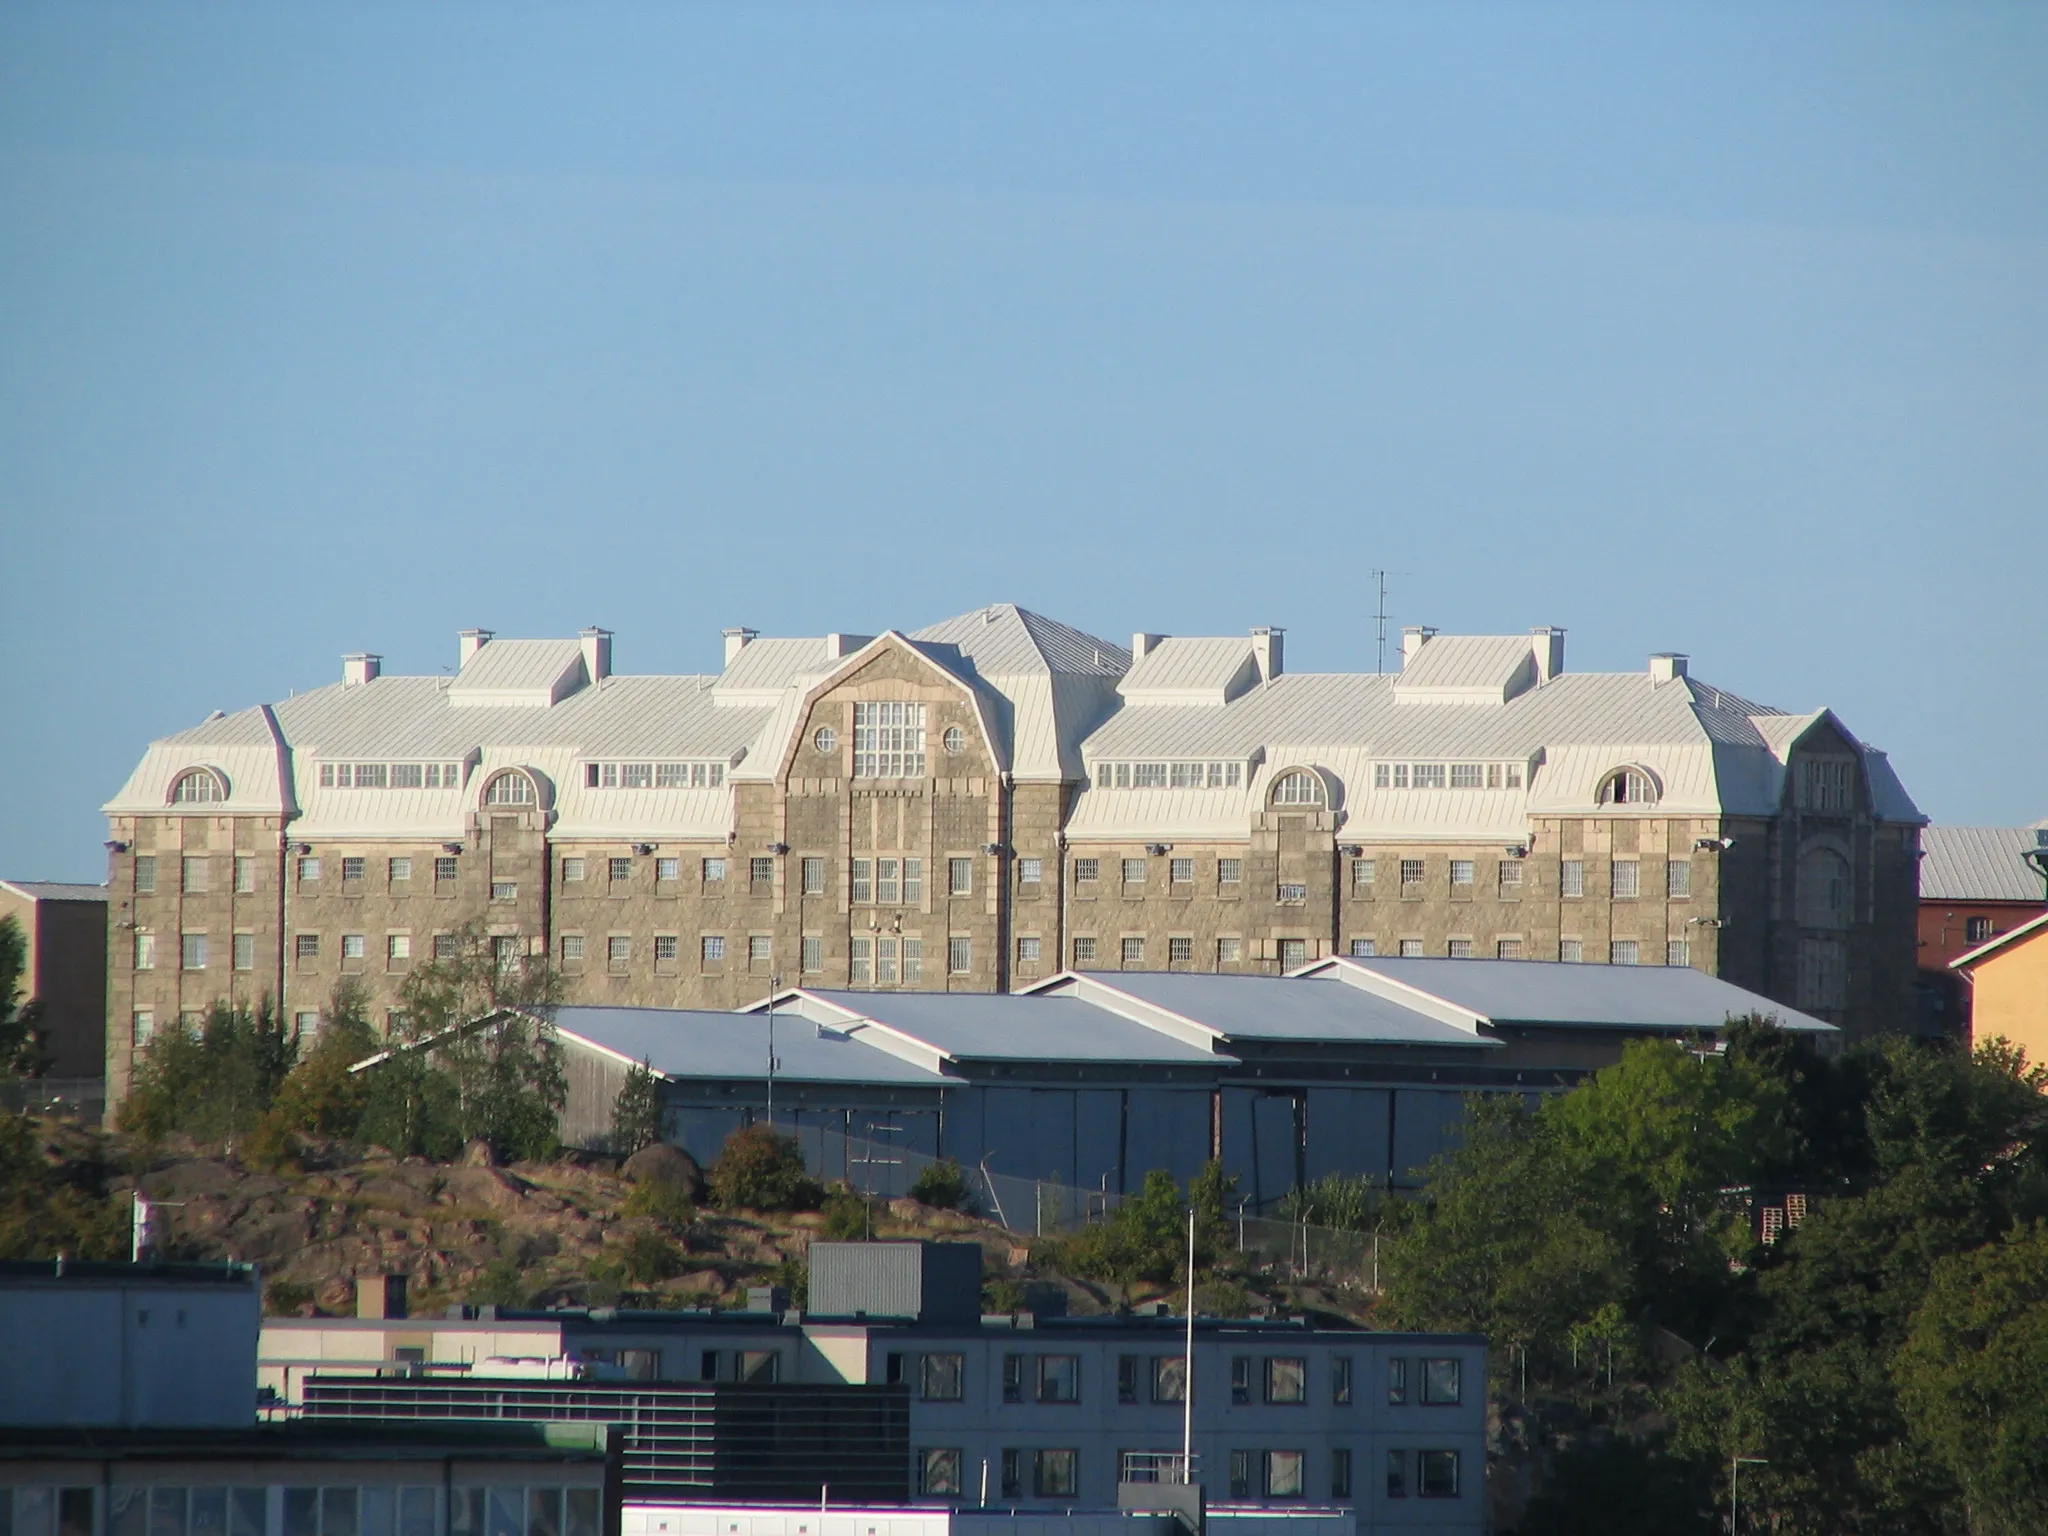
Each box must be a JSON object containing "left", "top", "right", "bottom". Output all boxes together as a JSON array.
[
  {"left": 386, "top": 934, "right": 410, "bottom": 964},
  {"left": 235, "top": 856, "right": 255, "bottom": 892},
  {"left": 608, "top": 936, "right": 631, "bottom": 968},
  {"left": 1399, "top": 939, "right": 1424, "bottom": 957},
  {"left": 801, "top": 935, "right": 823, "bottom": 973},
  {"left": 1074, "top": 857, "right": 1100, "bottom": 883},
  {"left": 561, "top": 935, "right": 585, "bottom": 964},
  {"left": 1400, "top": 859, "right": 1425, "bottom": 885},
  {"left": 134, "top": 931, "right": 157, "bottom": 970},
  {"left": 1018, "top": 936, "right": 1042, "bottom": 965},
  {"left": 752, "top": 857, "right": 775, "bottom": 886},
  {"left": 1018, "top": 857, "right": 1042, "bottom": 885},
  {"left": 340, "top": 934, "right": 366, "bottom": 962},
  {"left": 853, "top": 701, "right": 926, "bottom": 778},
  {"left": 1450, "top": 860, "right": 1474, "bottom": 886},
  {"left": 1447, "top": 939, "right": 1473, "bottom": 958},
  {"left": 1278, "top": 882, "right": 1307, "bottom": 903},
  {"left": 1497, "top": 938, "right": 1523, "bottom": 959},
  {"left": 297, "top": 856, "right": 322, "bottom": 882},
  {"left": 1122, "top": 858, "right": 1147, "bottom": 885},
  {"left": 903, "top": 937, "right": 923, "bottom": 981},
  {"left": 657, "top": 857, "right": 680, "bottom": 882},
  {"left": 1612, "top": 860, "right": 1640, "bottom": 899},
  {"left": 1561, "top": 860, "right": 1585, "bottom": 898},
  {"left": 654, "top": 935, "right": 679, "bottom": 963},
  {"left": 749, "top": 936, "right": 773, "bottom": 967},
  {"left": 180, "top": 933, "right": 209, "bottom": 970},
  {"left": 434, "top": 933, "right": 458, "bottom": 959},
  {"left": 703, "top": 857, "right": 727, "bottom": 883},
  {"left": 1170, "top": 857, "right": 1194, "bottom": 884},
  {"left": 1122, "top": 936, "right": 1144, "bottom": 968},
  {"left": 134, "top": 856, "right": 157, "bottom": 893},
  {"left": 388, "top": 857, "right": 412, "bottom": 882},
  {"left": 1560, "top": 938, "right": 1583, "bottom": 962},
  {"left": 234, "top": 933, "right": 255, "bottom": 971},
  {"left": 1352, "top": 858, "right": 1375, "bottom": 890},
  {"left": 1798, "top": 757, "right": 1854, "bottom": 812},
  {"left": 1280, "top": 937, "right": 1308, "bottom": 967},
  {"left": 802, "top": 857, "right": 825, "bottom": 895},
  {"left": 1218, "top": 858, "right": 1242, "bottom": 885},
  {"left": 1667, "top": 938, "right": 1691, "bottom": 967},
  {"left": 434, "top": 855, "right": 458, "bottom": 882},
  {"left": 1169, "top": 936, "right": 1193, "bottom": 967},
  {"left": 341, "top": 857, "right": 365, "bottom": 883},
  {"left": 1499, "top": 860, "right": 1523, "bottom": 893},
  {"left": 610, "top": 858, "right": 633, "bottom": 883},
  {"left": 1349, "top": 938, "right": 1376, "bottom": 957},
  {"left": 850, "top": 936, "right": 871, "bottom": 982},
  {"left": 700, "top": 934, "right": 724, "bottom": 965},
  {"left": 948, "top": 936, "right": 972, "bottom": 975},
  {"left": 1073, "top": 935, "right": 1097, "bottom": 966},
  {"left": 1218, "top": 936, "right": 1242, "bottom": 964},
  {"left": 949, "top": 857, "right": 973, "bottom": 896},
  {"left": 852, "top": 859, "right": 872, "bottom": 903},
  {"left": 1667, "top": 859, "right": 1691, "bottom": 898},
  {"left": 491, "top": 880, "right": 517, "bottom": 902},
  {"left": 1610, "top": 940, "right": 1640, "bottom": 965}
]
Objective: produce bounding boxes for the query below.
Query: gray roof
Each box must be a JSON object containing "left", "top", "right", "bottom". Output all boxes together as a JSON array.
[
  {"left": 1315, "top": 956, "right": 1837, "bottom": 1033},
  {"left": 552, "top": 1006, "right": 948, "bottom": 1086},
  {"left": 911, "top": 605, "right": 1129, "bottom": 679},
  {"left": 1065, "top": 971, "right": 1501, "bottom": 1049},
  {"left": 1392, "top": 635, "right": 1538, "bottom": 698},
  {"left": 0, "top": 880, "right": 108, "bottom": 904},
  {"left": 802, "top": 989, "right": 1226, "bottom": 1065},
  {"left": 1920, "top": 826, "right": 2048, "bottom": 903}
]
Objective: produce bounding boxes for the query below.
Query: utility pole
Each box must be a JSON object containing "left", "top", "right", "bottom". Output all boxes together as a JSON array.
[
  {"left": 1731, "top": 1456, "right": 1767, "bottom": 1533},
  {"left": 1181, "top": 1204, "right": 1196, "bottom": 1485},
  {"left": 765, "top": 975, "right": 782, "bottom": 1128}
]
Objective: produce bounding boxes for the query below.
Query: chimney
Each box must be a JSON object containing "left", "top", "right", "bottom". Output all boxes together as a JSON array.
[
  {"left": 1649, "top": 652, "right": 1688, "bottom": 684},
  {"left": 825, "top": 633, "right": 873, "bottom": 660},
  {"left": 723, "top": 627, "right": 759, "bottom": 667},
  {"left": 342, "top": 653, "right": 381, "bottom": 686},
  {"left": 356, "top": 1274, "right": 408, "bottom": 1320},
  {"left": 1250, "top": 627, "right": 1285, "bottom": 684},
  {"left": 1132, "top": 633, "right": 1164, "bottom": 662},
  {"left": 1530, "top": 626, "right": 1565, "bottom": 684},
  {"left": 1401, "top": 626, "right": 1437, "bottom": 670},
  {"left": 458, "top": 629, "right": 493, "bottom": 669},
  {"left": 579, "top": 627, "right": 612, "bottom": 684}
]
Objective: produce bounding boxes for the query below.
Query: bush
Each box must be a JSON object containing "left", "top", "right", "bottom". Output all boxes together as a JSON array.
[
  {"left": 621, "top": 1177, "right": 696, "bottom": 1230},
  {"left": 822, "top": 1187, "right": 873, "bottom": 1239},
  {"left": 618, "top": 1228, "right": 685, "bottom": 1285},
  {"left": 910, "top": 1158, "right": 977, "bottom": 1213},
  {"left": 466, "top": 1258, "right": 532, "bottom": 1308},
  {"left": 611, "top": 1059, "right": 663, "bottom": 1155},
  {"left": 707, "top": 1126, "right": 823, "bottom": 1212},
  {"left": 265, "top": 1279, "right": 316, "bottom": 1316},
  {"left": 1276, "top": 1172, "right": 1382, "bottom": 1232}
]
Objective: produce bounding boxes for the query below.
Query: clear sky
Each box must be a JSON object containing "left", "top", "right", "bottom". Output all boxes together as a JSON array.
[{"left": 3, "top": 2, "right": 2044, "bottom": 882}]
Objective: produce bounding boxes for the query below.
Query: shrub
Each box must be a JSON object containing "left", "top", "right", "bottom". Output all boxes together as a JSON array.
[
  {"left": 619, "top": 1228, "right": 685, "bottom": 1285},
  {"left": 909, "top": 1158, "right": 977, "bottom": 1213},
  {"left": 466, "top": 1258, "right": 531, "bottom": 1308},
  {"left": 622, "top": 1177, "right": 696, "bottom": 1230},
  {"left": 822, "top": 1187, "right": 873, "bottom": 1240},
  {"left": 611, "top": 1059, "right": 663, "bottom": 1155},
  {"left": 265, "top": 1279, "right": 316, "bottom": 1315},
  {"left": 707, "top": 1125, "right": 823, "bottom": 1212}
]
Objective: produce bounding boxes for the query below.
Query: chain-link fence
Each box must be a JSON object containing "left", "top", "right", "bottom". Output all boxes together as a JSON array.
[{"left": 803, "top": 1120, "right": 1383, "bottom": 1292}]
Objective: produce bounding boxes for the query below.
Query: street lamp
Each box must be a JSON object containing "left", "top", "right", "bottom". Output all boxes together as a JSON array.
[{"left": 1731, "top": 1456, "right": 1767, "bottom": 1533}]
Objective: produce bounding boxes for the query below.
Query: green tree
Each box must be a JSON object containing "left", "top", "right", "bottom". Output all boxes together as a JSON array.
[
  {"left": 0, "top": 1113, "right": 126, "bottom": 1260},
  {"left": 610, "top": 1058, "right": 663, "bottom": 1155},
  {"left": 1896, "top": 1222, "right": 2048, "bottom": 1536},
  {"left": 707, "top": 1125, "right": 823, "bottom": 1211},
  {"left": 909, "top": 1157, "right": 976, "bottom": 1213},
  {"left": 263, "top": 983, "right": 378, "bottom": 1141},
  {"left": 1045, "top": 1163, "right": 1240, "bottom": 1292},
  {"left": 119, "top": 997, "right": 296, "bottom": 1147},
  {"left": 0, "top": 915, "right": 50, "bottom": 1079}
]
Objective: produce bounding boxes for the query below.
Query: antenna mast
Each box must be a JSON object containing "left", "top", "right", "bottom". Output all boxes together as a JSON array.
[{"left": 1372, "top": 570, "right": 1390, "bottom": 674}]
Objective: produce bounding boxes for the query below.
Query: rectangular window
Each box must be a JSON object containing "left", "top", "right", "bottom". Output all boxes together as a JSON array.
[
  {"left": 610, "top": 857, "right": 633, "bottom": 884},
  {"left": 1667, "top": 938, "right": 1691, "bottom": 967},
  {"left": 1419, "top": 1450, "right": 1460, "bottom": 1498},
  {"left": 949, "top": 857, "right": 973, "bottom": 896},
  {"left": 1668, "top": 859, "right": 1692, "bottom": 898},
  {"left": 656, "top": 856, "right": 680, "bottom": 882},
  {"left": 1450, "top": 763, "right": 1484, "bottom": 789},
  {"left": 1400, "top": 858, "right": 1425, "bottom": 887},
  {"left": 1033, "top": 1449, "right": 1077, "bottom": 1499},
  {"left": 491, "top": 880, "right": 517, "bottom": 903},
  {"left": 132, "top": 1010, "right": 155, "bottom": 1046},
  {"left": 920, "top": 1448, "right": 963, "bottom": 1499},
  {"left": 904, "top": 857, "right": 924, "bottom": 902},
  {"left": 1169, "top": 935, "right": 1193, "bottom": 967},
  {"left": 1612, "top": 859, "right": 1640, "bottom": 899},
  {"left": 1332, "top": 1447, "right": 1353, "bottom": 1501},
  {"left": 182, "top": 932, "right": 209, "bottom": 970},
  {"left": 1278, "top": 882, "right": 1307, "bottom": 903},
  {"left": 1117, "top": 1355, "right": 1139, "bottom": 1405},
  {"left": 298, "top": 856, "right": 322, "bottom": 883},
  {"left": 1074, "top": 857, "right": 1100, "bottom": 883},
  {"left": 877, "top": 856, "right": 900, "bottom": 904},
  {"left": 700, "top": 935, "right": 725, "bottom": 965},
  {"left": 134, "top": 931, "right": 157, "bottom": 970},
  {"left": 921, "top": 1352, "right": 965, "bottom": 1401},
  {"left": 751, "top": 857, "right": 775, "bottom": 887},
  {"left": 391, "top": 763, "right": 424, "bottom": 788},
  {"left": 1122, "top": 936, "right": 1144, "bottom": 969},
  {"left": 1122, "top": 858, "right": 1147, "bottom": 885},
  {"left": 1018, "top": 857, "right": 1043, "bottom": 885},
  {"left": 294, "top": 933, "right": 319, "bottom": 963},
  {"left": 386, "top": 933, "right": 411, "bottom": 965},
  {"left": 357, "top": 764, "right": 388, "bottom": 789},
  {"left": 1133, "top": 763, "right": 1167, "bottom": 788},
  {"left": 749, "top": 935, "right": 773, "bottom": 968},
  {"left": 1486, "top": 763, "right": 1501, "bottom": 788},
  {"left": 1152, "top": 1355, "right": 1187, "bottom": 1403},
  {"left": 434, "top": 933, "right": 458, "bottom": 959},
  {"left": 1034, "top": 1355, "right": 1081, "bottom": 1402},
  {"left": 1073, "top": 936, "right": 1097, "bottom": 967},
  {"left": 340, "top": 933, "right": 366, "bottom": 962},
  {"left": 1399, "top": 938, "right": 1424, "bottom": 957},
  {"left": 1447, "top": 939, "right": 1473, "bottom": 959},
  {"left": 853, "top": 701, "right": 927, "bottom": 778},
  {"left": 871, "top": 938, "right": 892, "bottom": 984},
  {"left": 1265, "top": 1450, "right": 1306, "bottom": 1499},
  {"left": 1561, "top": 859, "right": 1585, "bottom": 898},
  {"left": 1352, "top": 858, "right": 1375, "bottom": 891},
  {"left": 948, "top": 935, "right": 972, "bottom": 975},
  {"left": 1018, "top": 935, "right": 1042, "bottom": 966},
  {"left": 1349, "top": 938, "right": 1376, "bottom": 957},
  {"left": 388, "top": 856, "right": 412, "bottom": 883},
  {"left": 1333, "top": 1356, "right": 1353, "bottom": 1405},
  {"left": 1561, "top": 938, "right": 1583, "bottom": 963},
  {"left": 801, "top": 935, "right": 822, "bottom": 973},
  {"left": 1218, "top": 858, "right": 1242, "bottom": 885},
  {"left": 1230, "top": 1452, "right": 1252, "bottom": 1501},
  {"left": 608, "top": 936, "right": 631, "bottom": 970},
  {"left": 1499, "top": 860, "right": 1523, "bottom": 895},
  {"left": 1610, "top": 940, "right": 1640, "bottom": 965},
  {"left": 134, "top": 855, "right": 158, "bottom": 894},
  {"left": 1388, "top": 1358, "right": 1408, "bottom": 1404},
  {"left": 1450, "top": 859, "right": 1474, "bottom": 887},
  {"left": 703, "top": 857, "right": 727, "bottom": 884},
  {"left": 1000, "top": 1450, "right": 1021, "bottom": 1501},
  {"left": 342, "top": 856, "right": 365, "bottom": 883},
  {"left": 1169, "top": 761, "right": 1205, "bottom": 788},
  {"left": 851, "top": 858, "right": 873, "bottom": 903},
  {"left": 1266, "top": 1357, "right": 1307, "bottom": 1404},
  {"left": 902, "top": 936, "right": 924, "bottom": 981},
  {"left": 1217, "top": 936, "right": 1242, "bottom": 964},
  {"left": 561, "top": 935, "right": 585, "bottom": 965},
  {"left": 1002, "top": 1354, "right": 1024, "bottom": 1403},
  {"left": 802, "top": 856, "right": 825, "bottom": 895},
  {"left": 850, "top": 936, "right": 872, "bottom": 982},
  {"left": 1497, "top": 938, "right": 1524, "bottom": 959},
  {"left": 182, "top": 856, "right": 209, "bottom": 893},
  {"left": 434, "top": 856, "right": 458, "bottom": 883},
  {"left": 233, "top": 856, "right": 255, "bottom": 892},
  {"left": 1386, "top": 1451, "right": 1407, "bottom": 1499},
  {"left": 1421, "top": 1357, "right": 1462, "bottom": 1404},
  {"left": 1279, "top": 937, "right": 1308, "bottom": 967},
  {"left": 1798, "top": 757, "right": 1854, "bottom": 812},
  {"left": 654, "top": 935, "right": 679, "bottom": 965},
  {"left": 1231, "top": 1356, "right": 1252, "bottom": 1405},
  {"left": 1413, "top": 763, "right": 1447, "bottom": 789},
  {"left": 233, "top": 932, "right": 254, "bottom": 971},
  {"left": 1170, "top": 857, "right": 1194, "bottom": 884}
]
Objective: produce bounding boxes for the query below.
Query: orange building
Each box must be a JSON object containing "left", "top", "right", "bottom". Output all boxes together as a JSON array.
[
  {"left": 1952, "top": 910, "right": 2048, "bottom": 1063},
  {"left": 1917, "top": 825, "right": 2048, "bottom": 1036}
]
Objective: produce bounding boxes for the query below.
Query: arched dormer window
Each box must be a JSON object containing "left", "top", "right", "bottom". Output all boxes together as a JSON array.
[
  {"left": 168, "top": 768, "right": 227, "bottom": 805},
  {"left": 1270, "top": 770, "right": 1325, "bottom": 808},
  {"left": 1596, "top": 767, "right": 1660, "bottom": 807},
  {"left": 482, "top": 770, "right": 535, "bottom": 807}
]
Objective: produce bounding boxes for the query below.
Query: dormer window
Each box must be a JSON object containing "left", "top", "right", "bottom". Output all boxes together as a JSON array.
[
  {"left": 1596, "top": 768, "right": 1660, "bottom": 806},
  {"left": 483, "top": 771, "right": 535, "bottom": 806},
  {"left": 168, "top": 768, "right": 225, "bottom": 804},
  {"left": 1271, "top": 771, "right": 1324, "bottom": 807},
  {"left": 1093, "top": 761, "right": 1244, "bottom": 789},
  {"left": 853, "top": 702, "right": 926, "bottom": 778}
]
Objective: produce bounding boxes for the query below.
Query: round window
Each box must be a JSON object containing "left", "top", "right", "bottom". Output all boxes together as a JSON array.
[
  {"left": 943, "top": 725, "right": 967, "bottom": 755},
  {"left": 813, "top": 726, "right": 838, "bottom": 755}
]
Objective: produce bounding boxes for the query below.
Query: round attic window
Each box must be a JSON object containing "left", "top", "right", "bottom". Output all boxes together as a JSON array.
[
  {"left": 814, "top": 726, "right": 838, "bottom": 755},
  {"left": 943, "top": 725, "right": 967, "bottom": 755}
]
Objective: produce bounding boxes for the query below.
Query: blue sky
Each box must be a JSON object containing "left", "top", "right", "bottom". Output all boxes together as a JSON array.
[{"left": 3, "top": 2, "right": 2044, "bottom": 882}]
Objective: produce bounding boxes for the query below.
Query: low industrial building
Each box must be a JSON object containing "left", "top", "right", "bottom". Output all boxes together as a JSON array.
[
  {"left": 543, "top": 962, "right": 1835, "bottom": 1205},
  {"left": 1916, "top": 823, "right": 2048, "bottom": 1034}
]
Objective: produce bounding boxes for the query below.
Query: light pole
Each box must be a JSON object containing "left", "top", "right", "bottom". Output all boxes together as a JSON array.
[{"left": 1731, "top": 1456, "right": 1767, "bottom": 1533}]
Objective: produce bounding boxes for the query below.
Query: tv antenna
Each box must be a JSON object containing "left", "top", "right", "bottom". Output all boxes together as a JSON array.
[{"left": 1371, "top": 570, "right": 1411, "bottom": 674}]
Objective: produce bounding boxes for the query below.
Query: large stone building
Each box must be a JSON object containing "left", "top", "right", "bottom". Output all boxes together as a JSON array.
[{"left": 101, "top": 606, "right": 1923, "bottom": 1103}]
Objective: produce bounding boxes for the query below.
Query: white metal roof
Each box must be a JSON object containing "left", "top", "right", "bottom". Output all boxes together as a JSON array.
[
  {"left": 1392, "top": 635, "right": 1539, "bottom": 703},
  {"left": 446, "top": 639, "right": 587, "bottom": 707},
  {"left": 1921, "top": 826, "right": 2048, "bottom": 904},
  {"left": 1118, "top": 638, "right": 1260, "bottom": 705}
]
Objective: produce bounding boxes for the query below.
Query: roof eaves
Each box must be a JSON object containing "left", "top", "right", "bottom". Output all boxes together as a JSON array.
[
  {"left": 1035, "top": 972, "right": 1227, "bottom": 1053},
  {"left": 1288, "top": 957, "right": 1489, "bottom": 1033}
]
